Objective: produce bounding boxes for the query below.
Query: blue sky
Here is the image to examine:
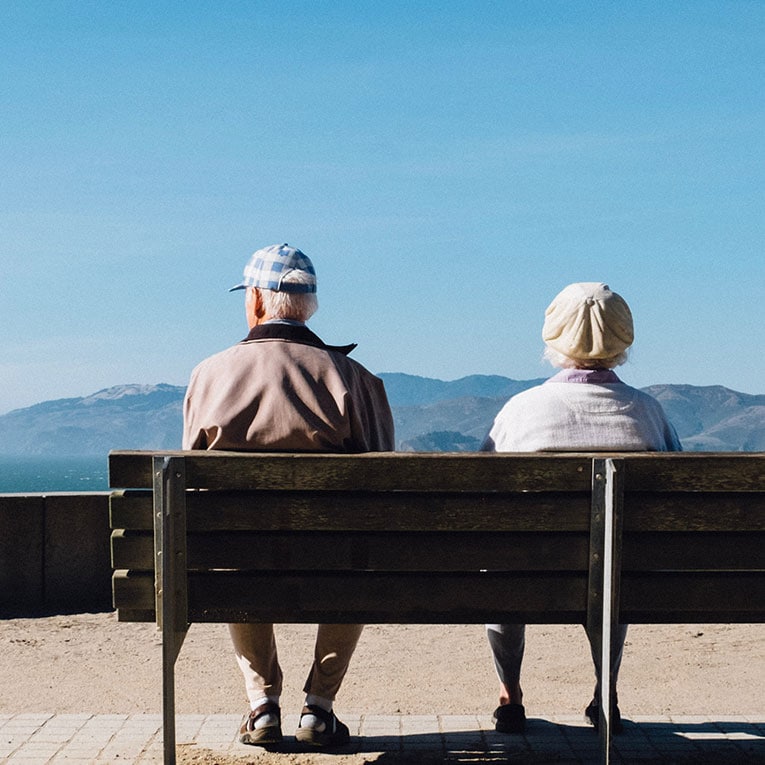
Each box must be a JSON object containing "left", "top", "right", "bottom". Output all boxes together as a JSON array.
[{"left": 2, "top": 1, "right": 763, "bottom": 415}]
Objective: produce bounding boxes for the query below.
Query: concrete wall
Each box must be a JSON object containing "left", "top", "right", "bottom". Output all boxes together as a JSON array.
[{"left": 0, "top": 493, "right": 113, "bottom": 615}]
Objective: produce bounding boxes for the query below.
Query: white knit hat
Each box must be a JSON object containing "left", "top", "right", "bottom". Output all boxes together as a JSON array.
[{"left": 542, "top": 282, "right": 634, "bottom": 360}]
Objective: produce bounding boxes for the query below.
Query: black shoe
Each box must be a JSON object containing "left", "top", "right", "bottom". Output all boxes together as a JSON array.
[
  {"left": 493, "top": 703, "right": 526, "bottom": 734},
  {"left": 239, "top": 702, "right": 283, "bottom": 745},
  {"left": 584, "top": 699, "right": 623, "bottom": 734},
  {"left": 295, "top": 704, "right": 351, "bottom": 748}
]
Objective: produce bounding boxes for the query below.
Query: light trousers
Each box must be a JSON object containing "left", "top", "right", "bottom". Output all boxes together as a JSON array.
[
  {"left": 485, "top": 623, "right": 628, "bottom": 702},
  {"left": 228, "top": 623, "right": 364, "bottom": 704}
]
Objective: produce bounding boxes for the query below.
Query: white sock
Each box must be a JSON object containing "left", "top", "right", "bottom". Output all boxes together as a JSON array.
[
  {"left": 250, "top": 695, "right": 280, "bottom": 729},
  {"left": 301, "top": 694, "right": 333, "bottom": 731}
]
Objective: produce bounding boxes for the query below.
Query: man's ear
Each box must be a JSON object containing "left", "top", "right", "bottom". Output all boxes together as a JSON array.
[{"left": 245, "top": 288, "right": 265, "bottom": 327}]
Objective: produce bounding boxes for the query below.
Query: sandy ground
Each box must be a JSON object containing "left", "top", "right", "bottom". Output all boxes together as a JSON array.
[{"left": 2, "top": 613, "right": 763, "bottom": 762}]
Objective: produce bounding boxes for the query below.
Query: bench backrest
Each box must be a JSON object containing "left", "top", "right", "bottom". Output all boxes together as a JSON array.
[{"left": 109, "top": 451, "right": 765, "bottom": 626}]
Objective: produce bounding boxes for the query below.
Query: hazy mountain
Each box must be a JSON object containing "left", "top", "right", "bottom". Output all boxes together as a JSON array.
[
  {"left": 0, "top": 384, "right": 184, "bottom": 456},
  {"left": 377, "top": 372, "right": 546, "bottom": 406},
  {"left": 392, "top": 395, "right": 510, "bottom": 447},
  {"left": 0, "top": 377, "right": 762, "bottom": 456},
  {"left": 642, "top": 384, "right": 765, "bottom": 451},
  {"left": 398, "top": 430, "right": 483, "bottom": 452}
]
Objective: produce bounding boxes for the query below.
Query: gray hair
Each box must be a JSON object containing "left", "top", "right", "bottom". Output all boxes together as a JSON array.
[
  {"left": 543, "top": 345, "right": 629, "bottom": 370},
  {"left": 259, "top": 270, "right": 318, "bottom": 322}
]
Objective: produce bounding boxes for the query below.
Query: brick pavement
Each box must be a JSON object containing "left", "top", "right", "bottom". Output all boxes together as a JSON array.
[{"left": 1, "top": 712, "right": 763, "bottom": 763}]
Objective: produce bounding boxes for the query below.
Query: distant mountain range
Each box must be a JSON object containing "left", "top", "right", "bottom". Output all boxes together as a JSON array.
[{"left": 0, "top": 374, "right": 763, "bottom": 456}]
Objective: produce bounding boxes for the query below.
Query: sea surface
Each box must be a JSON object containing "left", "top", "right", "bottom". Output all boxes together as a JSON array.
[{"left": 0, "top": 456, "right": 109, "bottom": 493}]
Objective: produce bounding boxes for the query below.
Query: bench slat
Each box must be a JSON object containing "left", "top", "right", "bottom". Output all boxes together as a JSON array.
[
  {"left": 113, "top": 569, "right": 765, "bottom": 624},
  {"left": 112, "top": 529, "right": 764, "bottom": 572},
  {"left": 116, "top": 608, "right": 156, "bottom": 623},
  {"left": 621, "top": 571, "right": 765, "bottom": 621},
  {"left": 112, "top": 530, "right": 591, "bottom": 571},
  {"left": 624, "top": 493, "right": 765, "bottom": 531},
  {"left": 113, "top": 570, "right": 590, "bottom": 624},
  {"left": 109, "top": 450, "right": 765, "bottom": 492},
  {"left": 623, "top": 454, "right": 765, "bottom": 492},
  {"left": 109, "top": 489, "right": 765, "bottom": 534},
  {"left": 109, "top": 490, "right": 152, "bottom": 529},
  {"left": 622, "top": 532, "right": 765, "bottom": 569},
  {"left": 110, "top": 491, "right": 592, "bottom": 532},
  {"left": 109, "top": 451, "right": 596, "bottom": 492}
]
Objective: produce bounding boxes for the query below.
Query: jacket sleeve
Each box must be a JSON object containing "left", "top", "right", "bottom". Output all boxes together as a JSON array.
[
  {"left": 349, "top": 374, "right": 395, "bottom": 452},
  {"left": 664, "top": 420, "right": 683, "bottom": 452},
  {"left": 367, "top": 377, "right": 396, "bottom": 451}
]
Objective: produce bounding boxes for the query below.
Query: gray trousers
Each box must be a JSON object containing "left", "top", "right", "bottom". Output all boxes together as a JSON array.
[{"left": 485, "top": 623, "right": 628, "bottom": 702}]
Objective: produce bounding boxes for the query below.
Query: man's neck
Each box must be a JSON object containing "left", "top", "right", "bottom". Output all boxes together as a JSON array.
[{"left": 262, "top": 318, "right": 305, "bottom": 327}]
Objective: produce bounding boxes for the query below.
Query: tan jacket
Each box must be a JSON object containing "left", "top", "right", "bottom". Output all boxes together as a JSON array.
[{"left": 182, "top": 324, "right": 395, "bottom": 453}]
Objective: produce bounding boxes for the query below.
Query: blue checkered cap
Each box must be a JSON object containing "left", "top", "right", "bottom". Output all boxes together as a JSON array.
[{"left": 229, "top": 243, "right": 317, "bottom": 293}]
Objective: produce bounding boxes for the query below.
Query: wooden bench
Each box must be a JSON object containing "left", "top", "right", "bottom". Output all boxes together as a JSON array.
[{"left": 108, "top": 450, "right": 765, "bottom": 765}]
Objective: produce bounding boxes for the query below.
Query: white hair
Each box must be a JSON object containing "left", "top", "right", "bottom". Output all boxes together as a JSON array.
[
  {"left": 258, "top": 269, "right": 318, "bottom": 322},
  {"left": 543, "top": 345, "right": 629, "bottom": 370}
]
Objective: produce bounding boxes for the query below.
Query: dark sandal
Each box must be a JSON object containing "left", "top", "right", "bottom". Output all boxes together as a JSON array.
[
  {"left": 239, "top": 702, "right": 283, "bottom": 745},
  {"left": 295, "top": 704, "right": 350, "bottom": 748},
  {"left": 493, "top": 703, "right": 526, "bottom": 734}
]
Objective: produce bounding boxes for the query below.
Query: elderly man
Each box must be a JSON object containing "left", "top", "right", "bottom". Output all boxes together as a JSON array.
[
  {"left": 482, "top": 282, "right": 681, "bottom": 736},
  {"left": 183, "top": 244, "right": 394, "bottom": 748}
]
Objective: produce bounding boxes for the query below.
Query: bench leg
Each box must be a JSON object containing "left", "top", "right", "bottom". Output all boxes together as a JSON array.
[{"left": 162, "top": 625, "right": 188, "bottom": 765}]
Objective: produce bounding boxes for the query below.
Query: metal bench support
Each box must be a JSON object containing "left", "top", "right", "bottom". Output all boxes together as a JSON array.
[
  {"left": 153, "top": 456, "right": 189, "bottom": 765},
  {"left": 587, "top": 457, "right": 624, "bottom": 765}
]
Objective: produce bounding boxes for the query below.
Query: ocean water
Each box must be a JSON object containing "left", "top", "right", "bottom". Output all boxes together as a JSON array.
[{"left": 0, "top": 456, "right": 109, "bottom": 493}]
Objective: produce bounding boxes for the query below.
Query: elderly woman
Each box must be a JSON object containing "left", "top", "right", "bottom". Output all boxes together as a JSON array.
[{"left": 482, "top": 282, "right": 681, "bottom": 736}]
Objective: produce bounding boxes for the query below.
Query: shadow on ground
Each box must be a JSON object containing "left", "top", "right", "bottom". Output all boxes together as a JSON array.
[{"left": 178, "top": 718, "right": 765, "bottom": 764}]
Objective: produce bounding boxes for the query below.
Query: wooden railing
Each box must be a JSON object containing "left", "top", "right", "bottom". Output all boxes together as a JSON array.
[{"left": 0, "top": 492, "right": 113, "bottom": 614}]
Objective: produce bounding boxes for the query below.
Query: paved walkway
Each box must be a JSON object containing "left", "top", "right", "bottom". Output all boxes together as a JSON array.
[{"left": 1, "top": 712, "right": 763, "bottom": 763}]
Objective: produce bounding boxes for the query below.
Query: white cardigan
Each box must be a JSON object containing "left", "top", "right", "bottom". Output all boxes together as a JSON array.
[{"left": 483, "top": 373, "right": 681, "bottom": 453}]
